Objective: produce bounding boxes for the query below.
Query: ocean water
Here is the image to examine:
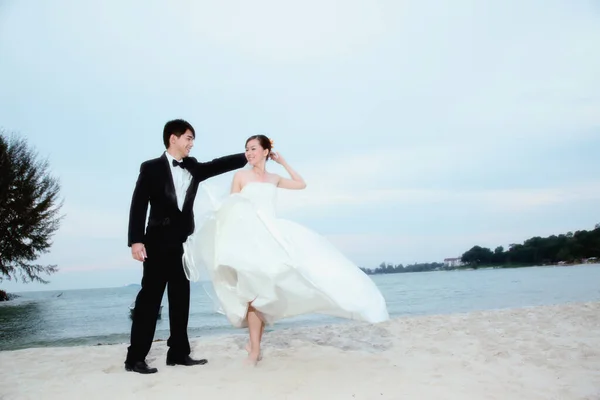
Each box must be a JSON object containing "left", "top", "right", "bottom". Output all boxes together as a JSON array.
[{"left": 1, "top": 264, "right": 599, "bottom": 351}]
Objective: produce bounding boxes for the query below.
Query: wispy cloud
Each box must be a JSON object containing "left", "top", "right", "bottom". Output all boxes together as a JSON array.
[
  {"left": 59, "top": 205, "right": 127, "bottom": 241},
  {"left": 326, "top": 231, "right": 526, "bottom": 266},
  {"left": 59, "top": 256, "right": 132, "bottom": 273},
  {"left": 275, "top": 183, "right": 600, "bottom": 216}
]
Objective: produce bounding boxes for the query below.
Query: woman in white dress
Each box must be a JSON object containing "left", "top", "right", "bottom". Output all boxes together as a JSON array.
[{"left": 183, "top": 135, "right": 389, "bottom": 365}]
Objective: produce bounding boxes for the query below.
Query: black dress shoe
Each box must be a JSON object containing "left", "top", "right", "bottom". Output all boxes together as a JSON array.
[
  {"left": 166, "top": 355, "right": 208, "bottom": 366},
  {"left": 124, "top": 361, "right": 158, "bottom": 374}
]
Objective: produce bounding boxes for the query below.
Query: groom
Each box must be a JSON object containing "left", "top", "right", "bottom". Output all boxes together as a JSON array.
[{"left": 125, "top": 119, "right": 247, "bottom": 374}]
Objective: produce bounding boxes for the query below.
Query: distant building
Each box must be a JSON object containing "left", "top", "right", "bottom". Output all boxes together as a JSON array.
[{"left": 443, "top": 257, "right": 464, "bottom": 267}]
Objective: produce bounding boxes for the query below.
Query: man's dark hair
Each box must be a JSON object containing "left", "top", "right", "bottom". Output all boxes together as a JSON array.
[{"left": 163, "top": 119, "right": 195, "bottom": 149}]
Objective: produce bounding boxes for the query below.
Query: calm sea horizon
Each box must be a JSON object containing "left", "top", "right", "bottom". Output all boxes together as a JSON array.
[{"left": 1, "top": 263, "right": 599, "bottom": 352}]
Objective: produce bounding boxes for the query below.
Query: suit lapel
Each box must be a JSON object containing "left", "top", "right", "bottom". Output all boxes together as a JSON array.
[
  {"left": 161, "top": 153, "right": 179, "bottom": 210},
  {"left": 182, "top": 177, "right": 198, "bottom": 213}
]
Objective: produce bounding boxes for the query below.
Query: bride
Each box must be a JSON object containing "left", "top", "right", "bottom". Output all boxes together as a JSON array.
[{"left": 183, "top": 134, "right": 389, "bottom": 365}]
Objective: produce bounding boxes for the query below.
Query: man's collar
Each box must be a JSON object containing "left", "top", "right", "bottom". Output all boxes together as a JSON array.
[{"left": 164, "top": 151, "right": 182, "bottom": 163}]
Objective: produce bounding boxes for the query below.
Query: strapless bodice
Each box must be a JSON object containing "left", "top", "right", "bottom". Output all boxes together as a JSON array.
[{"left": 238, "top": 182, "right": 278, "bottom": 216}]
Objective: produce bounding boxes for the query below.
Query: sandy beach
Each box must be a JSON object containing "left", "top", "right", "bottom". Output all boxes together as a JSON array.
[{"left": 1, "top": 301, "right": 598, "bottom": 400}]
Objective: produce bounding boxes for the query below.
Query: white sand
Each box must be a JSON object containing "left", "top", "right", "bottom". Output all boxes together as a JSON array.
[{"left": 1, "top": 302, "right": 599, "bottom": 400}]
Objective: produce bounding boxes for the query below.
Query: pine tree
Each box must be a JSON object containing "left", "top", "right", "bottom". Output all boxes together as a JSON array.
[{"left": 0, "top": 130, "right": 63, "bottom": 284}]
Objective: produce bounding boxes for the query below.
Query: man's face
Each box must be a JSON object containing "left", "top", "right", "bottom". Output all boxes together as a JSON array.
[{"left": 171, "top": 130, "right": 194, "bottom": 158}]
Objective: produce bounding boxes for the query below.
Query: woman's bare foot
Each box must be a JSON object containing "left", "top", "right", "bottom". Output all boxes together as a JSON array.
[
  {"left": 244, "top": 352, "right": 260, "bottom": 366},
  {"left": 246, "top": 342, "right": 263, "bottom": 360}
]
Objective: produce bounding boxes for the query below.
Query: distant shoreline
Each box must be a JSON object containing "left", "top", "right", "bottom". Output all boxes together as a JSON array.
[{"left": 363, "top": 261, "right": 600, "bottom": 275}]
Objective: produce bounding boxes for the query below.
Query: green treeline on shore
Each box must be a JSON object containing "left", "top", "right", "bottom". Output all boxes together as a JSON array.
[{"left": 361, "top": 224, "right": 600, "bottom": 275}]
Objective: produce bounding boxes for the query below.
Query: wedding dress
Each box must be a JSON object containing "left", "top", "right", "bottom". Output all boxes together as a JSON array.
[{"left": 182, "top": 180, "right": 389, "bottom": 328}]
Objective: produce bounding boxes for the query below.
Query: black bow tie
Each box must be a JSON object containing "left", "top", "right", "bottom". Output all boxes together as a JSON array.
[{"left": 172, "top": 159, "right": 186, "bottom": 169}]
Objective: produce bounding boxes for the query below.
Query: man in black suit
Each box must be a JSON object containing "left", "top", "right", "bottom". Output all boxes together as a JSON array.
[{"left": 125, "top": 119, "right": 247, "bottom": 374}]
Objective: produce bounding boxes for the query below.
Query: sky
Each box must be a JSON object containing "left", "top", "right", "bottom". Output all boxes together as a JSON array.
[{"left": 1, "top": 0, "right": 599, "bottom": 292}]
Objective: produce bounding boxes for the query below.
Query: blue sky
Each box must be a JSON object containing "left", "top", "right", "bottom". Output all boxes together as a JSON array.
[{"left": 1, "top": 0, "right": 599, "bottom": 292}]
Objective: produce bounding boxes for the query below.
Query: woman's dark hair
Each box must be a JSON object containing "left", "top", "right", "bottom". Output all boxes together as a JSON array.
[
  {"left": 245, "top": 134, "right": 272, "bottom": 156},
  {"left": 163, "top": 119, "right": 195, "bottom": 149}
]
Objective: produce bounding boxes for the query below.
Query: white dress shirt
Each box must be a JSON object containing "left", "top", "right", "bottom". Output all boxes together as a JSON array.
[{"left": 164, "top": 151, "right": 192, "bottom": 211}]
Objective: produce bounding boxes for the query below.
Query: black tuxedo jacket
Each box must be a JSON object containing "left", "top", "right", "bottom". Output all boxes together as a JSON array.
[{"left": 127, "top": 152, "right": 247, "bottom": 250}]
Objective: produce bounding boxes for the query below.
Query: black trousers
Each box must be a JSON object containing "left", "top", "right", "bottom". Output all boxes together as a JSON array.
[{"left": 125, "top": 244, "right": 191, "bottom": 363}]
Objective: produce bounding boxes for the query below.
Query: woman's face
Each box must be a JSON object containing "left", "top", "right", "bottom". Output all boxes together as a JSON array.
[{"left": 245, "top": 139, "right": 269, "bottom": 165}]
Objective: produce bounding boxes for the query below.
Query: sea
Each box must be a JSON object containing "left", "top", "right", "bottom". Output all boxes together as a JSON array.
[{"left": 1, "top": 264, "right": 599, "bottom": 351}]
